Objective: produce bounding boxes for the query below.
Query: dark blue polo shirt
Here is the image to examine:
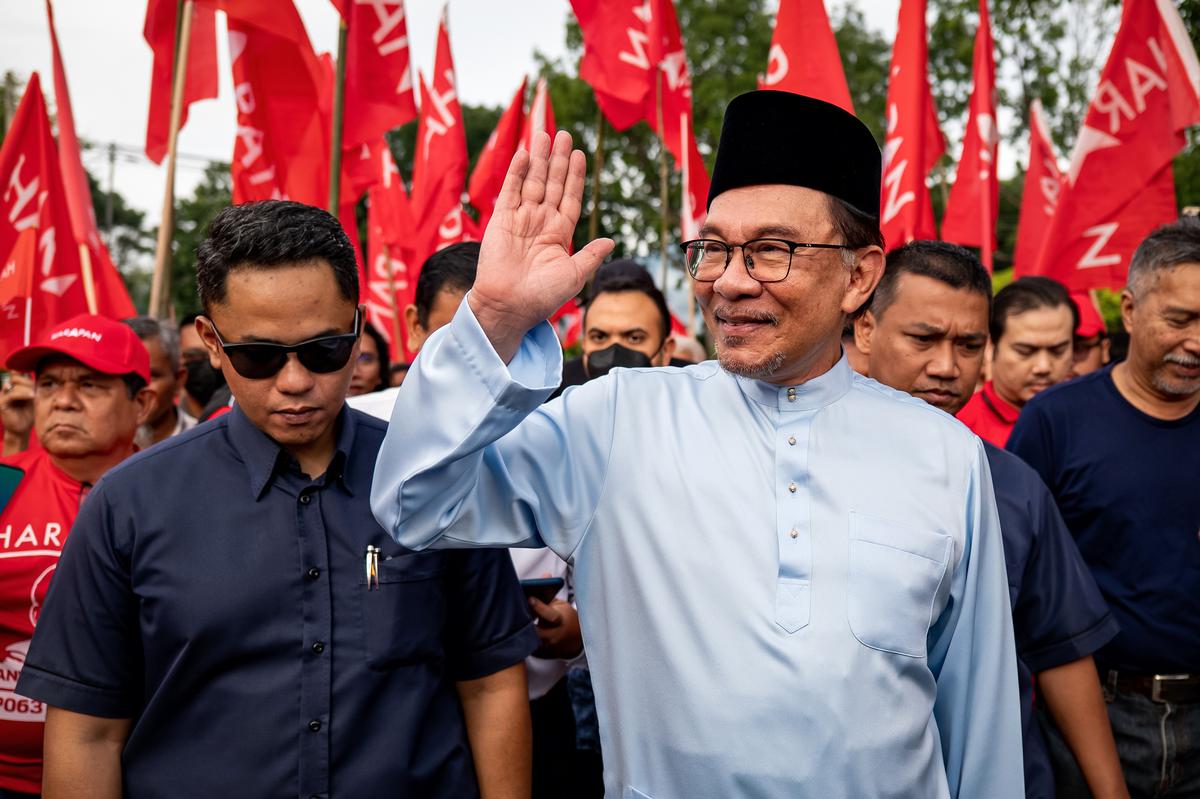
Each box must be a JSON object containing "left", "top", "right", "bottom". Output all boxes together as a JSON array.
[
  {"left": 17, "top": 406, "right": 537, "bottom": 798},
  {"left": 986, "top": 442, "right": 1118, "bottom": 799},
  {"left": 1007, "top": 366, "right": 1200, "bottom": 673}
]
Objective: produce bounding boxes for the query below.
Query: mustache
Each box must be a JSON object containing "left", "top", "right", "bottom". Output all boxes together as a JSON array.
[
  {"left": 711, "top": 305, "right": 781, "bottom": 325},
  {"left": 1165, "top": 354, "right": 1200, "bottom": 368}
]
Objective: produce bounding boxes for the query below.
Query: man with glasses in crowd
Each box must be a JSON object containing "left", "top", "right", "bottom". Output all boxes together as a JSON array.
[
  {"left": 371, "top": 92, "right": 1022, "bottom": 797},
  {"left": 17, "top": 201, "right": 537, "bottom": 798}
]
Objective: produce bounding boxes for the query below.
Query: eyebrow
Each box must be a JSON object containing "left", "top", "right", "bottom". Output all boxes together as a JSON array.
[
  {"left": 1011, "top": 338, "right": 1073, "bottom": 349},
  {"left": 231, "top": 327, "right": 345, "bottom": 345},
  {"left": 696, "top": 223, "right": 806, "bottom": 240}
]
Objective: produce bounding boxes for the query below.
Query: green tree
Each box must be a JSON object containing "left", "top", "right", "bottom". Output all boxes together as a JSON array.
[{"left": 166, "top": 162, "right": 232, "bottom": 318}]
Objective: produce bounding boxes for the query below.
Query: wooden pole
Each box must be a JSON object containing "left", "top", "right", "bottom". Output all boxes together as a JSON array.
[
  {"left": 149, "top": 0, "right": 194, "bottom": 319},
  {"left": 383, "top": 244, "right": 404, "bottom": 358},
  {"left": 587, "top": 106, "right": 605, "bottom": 243},
  {"left": 77, "top": 243, "right": 97, "bottom": 314},
  {"left": 328, "top": 19, "right": 349, "bottom": 214},
  {"left": 656, "top": 71, "right": 670, "bottom": 292}
]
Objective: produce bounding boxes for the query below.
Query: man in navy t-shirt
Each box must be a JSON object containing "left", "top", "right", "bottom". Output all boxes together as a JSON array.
[
  {"left": 854, "top": 240, "right": 1126, "bottom": 798},
  {"left": 1008, "top": 218, "right": 1200, "bottom": 797}
]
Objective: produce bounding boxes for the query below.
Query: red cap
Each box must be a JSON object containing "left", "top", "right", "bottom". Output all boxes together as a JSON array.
[
  {"left": 6, "top": 314, "right": 151, "bottom": 384},
  {"left": 1071, "top": 292, "right": 1107, "bottom": 338}
]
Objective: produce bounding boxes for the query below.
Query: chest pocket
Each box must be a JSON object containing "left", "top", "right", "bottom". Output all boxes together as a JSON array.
[
  {"left": 846, "top": 512, "right": 951, "bottom": 658},
  {"left": 359, "top": 551, "right": 449, "bottom": 670}
]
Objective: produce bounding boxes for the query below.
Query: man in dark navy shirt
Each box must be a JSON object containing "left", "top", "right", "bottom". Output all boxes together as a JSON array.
[
  {"left": 1008, "top": 219, "right": 1200, "bottom": 798},
  {"left": 854, "top": 241, "right": 1127, "bottom": 799},
  {"left": 16, "top": 201, "right": 538, "bottom": 798}
]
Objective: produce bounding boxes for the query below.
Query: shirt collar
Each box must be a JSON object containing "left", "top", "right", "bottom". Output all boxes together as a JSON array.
[
  {"left": 227, "top": 404, "right": 357, "bottom": 500},
  {"left": 981, "top": 381, "right": 1021, "bottom": 424},
  {"left": 734, "top": 352, "right": 854, "bottom": 412}
]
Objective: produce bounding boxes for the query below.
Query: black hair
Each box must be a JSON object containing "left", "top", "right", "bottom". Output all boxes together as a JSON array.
[
  {"left": 584, "top": 260, "right": 672, "bottom": 341},
  {"left": 867, "top": 240, "right": 992, "bottom": 321},
  {"left": 195, "top": 201, "right": 359, "bottom": 311},
  {"left": 389, "top": 362, "right": 411, "bottom": 375},
  {"left": 361, "top": 321, "right": 391, "bottom": 391},
  {"left": 828, "top": 196, "right": 885, "bottom": 251},
  {"left": 414, "top": 242, "right": 480, "bottom": 328},
  {"left": 990, "top": 276, "right": 1078, "bottom": 343},
  {"left": 180, "top": 312, "right": 201, "bottom": 330},
  {"left": 122, "top": 373, "right": 148, "bottom": 399}
]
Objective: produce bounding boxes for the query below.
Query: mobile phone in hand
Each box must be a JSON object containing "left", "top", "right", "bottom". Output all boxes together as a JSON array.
[{"left": 521, "top": 577, "right": 564, "bottom": 604}]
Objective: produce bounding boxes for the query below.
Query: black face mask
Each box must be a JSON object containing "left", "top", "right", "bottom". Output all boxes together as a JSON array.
[
  {"left": 584, "top": 344, "right": 653, "bottom": 379},
  {"left": 183, "top": 358, "right": 226, "bottom": 405}
]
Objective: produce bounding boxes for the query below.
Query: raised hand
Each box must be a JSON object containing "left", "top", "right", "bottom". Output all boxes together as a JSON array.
[{"left": 468, "top": 129, "right": 614, "bottom": 362}]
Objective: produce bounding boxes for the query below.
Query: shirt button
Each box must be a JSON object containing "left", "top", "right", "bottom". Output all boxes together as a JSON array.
[
  {"left": 787, "top": 436, "right": 797, "bottom": 446},
  {"left": 299, "top": 493, "right": 312, "bottom": 505},
  {"left": 308, "top": 719, "right": 321, "bottom": 732},
  {"left": 312, "top": 641, "right": 325, "bottom": 654},
  {"left": 787, "top": 388, "right": 797, "bottom": 403},
  {"left": 788, "top": 482, "right": 797, "bottom": 493},
  {"left": 789, "top": 528, "right": 799, "bottom": 539},
  {"left": 306, "top": 567, "right": 320, "bottom": 580}
]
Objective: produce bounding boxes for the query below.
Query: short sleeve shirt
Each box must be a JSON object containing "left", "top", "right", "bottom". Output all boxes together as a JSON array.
[
  {"left": 0, "top": 448, "right": 86, "bottom": 793},
  {"left": 17, "top": 406, "right": 537, "bottom": 798},
  {"left": 1007, "top": 367, "right": 1200, "bottom": 672}
]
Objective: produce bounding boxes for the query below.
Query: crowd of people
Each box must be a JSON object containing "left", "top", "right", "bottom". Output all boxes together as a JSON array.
[{"left": 0, "top": 90, "right": 1195, "bottom": 798}]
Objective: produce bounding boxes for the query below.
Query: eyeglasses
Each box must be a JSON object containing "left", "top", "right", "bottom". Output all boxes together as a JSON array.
[
  {"left": 680, "top": 238, "right": 852, "bottom": 283},
  {"left": 207, "top": 308, "right": 362, "bottom": 380}
]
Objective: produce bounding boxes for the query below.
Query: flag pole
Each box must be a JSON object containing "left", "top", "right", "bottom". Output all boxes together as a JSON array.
[
  {"left": 656, "top": 71, "right": 670, "bottom": 292},
  {"left": 78, "top": 244, "right": 97, "bottom": 314},
  {"left": 329, "top": 19, "right": 349, "bottom": 214},
  {"left": 587, "top": 105, "right": 605, "bottom": 243},
  {"left": 383, "top": 244, "right": 404, "bottom": 358},
  {"left": 149, "top": 0, "right": 194, "bottom": 319}
]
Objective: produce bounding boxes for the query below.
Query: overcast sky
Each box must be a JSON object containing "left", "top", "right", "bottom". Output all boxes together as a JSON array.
[{"left": 0, "top": 0, "right": 903, "bottom": 227}]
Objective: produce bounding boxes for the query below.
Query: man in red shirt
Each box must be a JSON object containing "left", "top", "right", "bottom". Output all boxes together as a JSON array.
[
  {"left": 958, "top": 276, "right": 1078, "bottom": 446},
  {"left": 0, "top": 315, "right": 150, "bottom": 796}
]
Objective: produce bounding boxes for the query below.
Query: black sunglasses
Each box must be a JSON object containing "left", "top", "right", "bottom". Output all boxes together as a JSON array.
[{"left": 207, "top": 308, "right": 362, "bottom": 380}]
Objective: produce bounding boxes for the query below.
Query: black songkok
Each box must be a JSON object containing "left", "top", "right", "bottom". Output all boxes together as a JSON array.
[{"left": 707, "top": 91, "right": 881, "bottom": 220}]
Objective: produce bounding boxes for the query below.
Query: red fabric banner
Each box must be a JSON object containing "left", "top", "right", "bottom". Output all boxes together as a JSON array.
[
  {"left": 0, "top": 75, "right": 91, "bottom": 360},
  {"left": 758, "top": 0, "right": 854, "bottom": 113},
  {"left": 410, "top": 11, "right": 472, "bottom": 265},
  {"left": 46, "top": 0, "right": 135, "bottom": 319},
  {"left": 571, "top": 0, "right": 662, "bottom": 130},
  {"left": 1031, "top": 0, "right": 1200, "bottom": 290},
  {"left": 143, "top": 0, "right": 218, "bottom": 164},
  {"left": 941, "top": 0, "right": 999, "bottom": 269},
  {"left": 365, "top": 142, "right": 417, "bottom": 361},
  {"left": 520, "top": 78, "right": 558, "bottom": 151},
  {"left": 343, "top": 0, "right": 418, "bottom": 151},
  {"left": 1012, "top": 100, "right": 1064, "bottom": 277},
  {"left": 225, "top": 2, "right": 328, "bottom": 207},
  {"left": 880, "top": 0, "right": 945, "bottom": 248},
  {"left": 468, "top": 78, "right": 527, "bottom": 232}
]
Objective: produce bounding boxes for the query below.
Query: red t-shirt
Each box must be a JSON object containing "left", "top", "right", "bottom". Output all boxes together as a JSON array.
[
  {"left": 956, "top": 380, "right": 1022, "bottom": 447},
  {"left": 0, "top": 448, "right": 87, "bottom": 793}
]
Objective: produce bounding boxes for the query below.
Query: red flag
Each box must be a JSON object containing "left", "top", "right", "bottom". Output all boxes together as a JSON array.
[
  {"left": 0, "top": 230, "right": 37, "bottom": 349},
  {"left": 46, "top": 0, "right": 135, "bottom": 319},
  {"left": 520, "top": 78, "right": 558, "bottom": 151},
  {"left": 468, "top": 78, "right": 527, "bottom": 231},
  {"left": 366, "top": 143, "right": 418, "bottom": 360},
  {"left": 226, "top": 2, "right": 328, "bottom": 207},
  {"left": 343, "top": 0, "right": 418, "bottom": 150},
  {"left": 1013, "top": 100, "right": 1065, "bottom": 276},
  {"left": 143, "top": 0, "right": 218, "bottom": 164},
  {"left": 0, "top": 75, "right": 91, "bottom": 360},
  {"left": 941, "top": 0, "right": 999, "bottom": 269},
  {"left": 1032, "top": 0, "right": 1200, "bottom": 290},
  {"left": 758, "top": 0, "right": 854, "bottom": 113},
  {"left": 881, "top": 0, "right": 946, "bottom": 248},
  {"left": 328, "top": 0, "right": 348, "bottom": 19},
  {"left": 410, "top": 10, "right": 472, "bottom": 264},
  {"left": 571, "top": 0, "right": 662, "bottom": 130}
]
